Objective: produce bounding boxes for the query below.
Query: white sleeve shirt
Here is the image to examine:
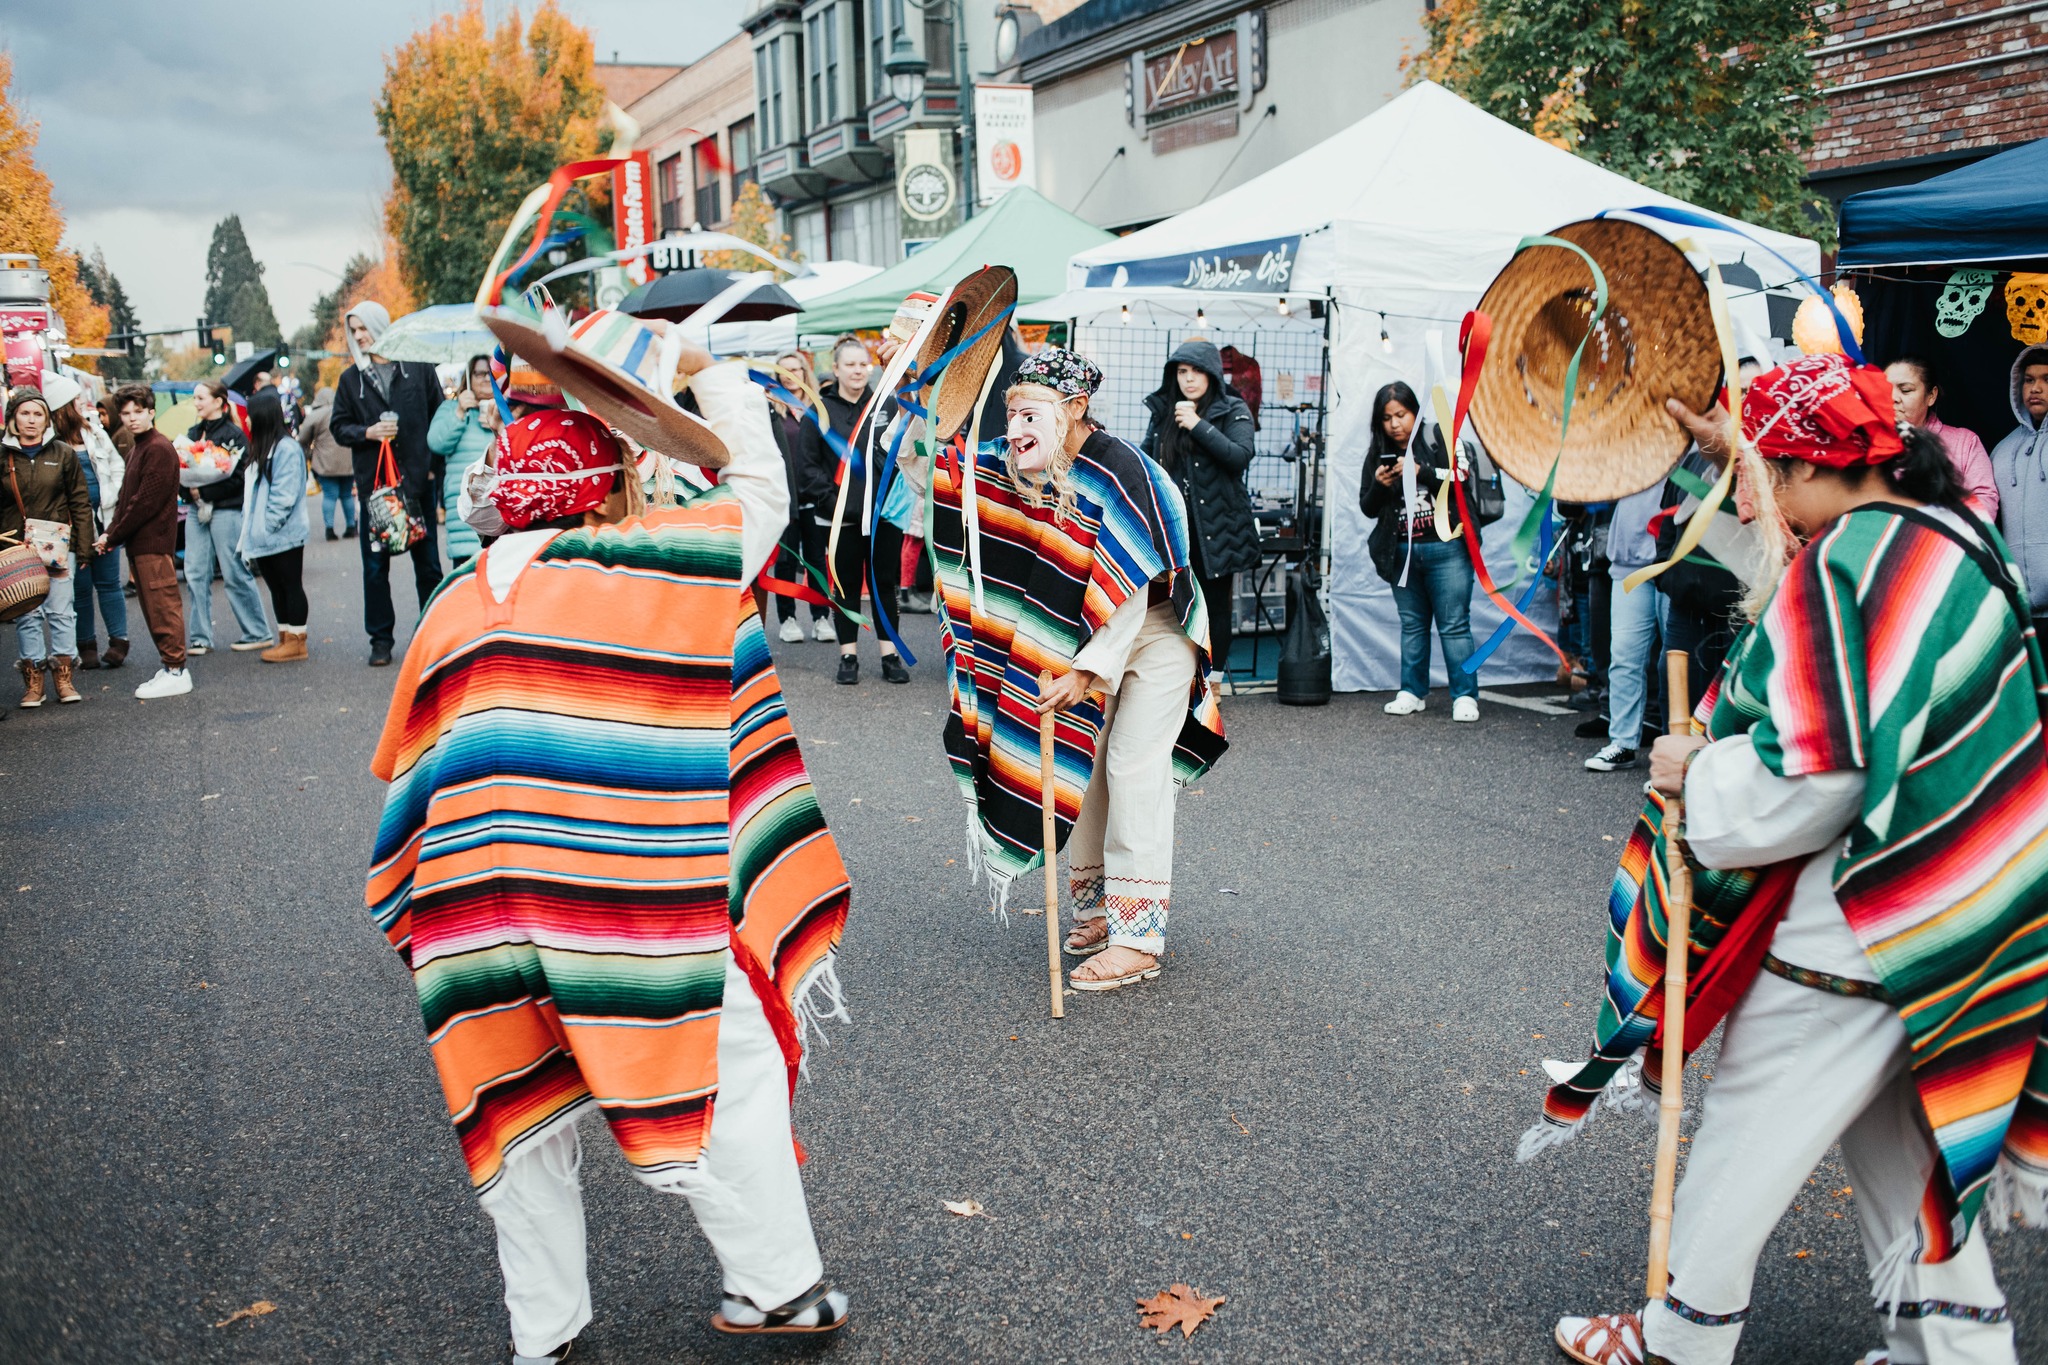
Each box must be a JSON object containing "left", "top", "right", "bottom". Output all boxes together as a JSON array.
[{"left": 688, "top": 359, "right": 790, "bottom": 586}]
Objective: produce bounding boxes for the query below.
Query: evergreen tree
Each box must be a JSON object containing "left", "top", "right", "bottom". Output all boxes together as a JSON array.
[
  {"left": 78, "top": 247, "right": 141, "bottom": 382},
  {"left": 1410, "top": 0, "right": 1834, "bottom": 246},
  {"left": 203, "top": 214, "right": 283, "bottom": 347},
  {"left": 294, "top": 252, "right": 375, "bottom": 351}
]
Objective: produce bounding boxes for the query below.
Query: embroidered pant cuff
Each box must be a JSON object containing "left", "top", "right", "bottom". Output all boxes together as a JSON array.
[{"left": 1104, "top": 887, "right": 1167, "bottom": 954}]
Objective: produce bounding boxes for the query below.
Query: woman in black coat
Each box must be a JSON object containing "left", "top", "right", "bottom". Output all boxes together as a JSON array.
[{"left": 1141, "top": 338, "right": 1258, "bottom": 667}]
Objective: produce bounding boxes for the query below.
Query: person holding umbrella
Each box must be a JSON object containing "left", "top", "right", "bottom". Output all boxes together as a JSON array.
[{"left": 330, "top": 301, "right": 443, "bottom": 666}]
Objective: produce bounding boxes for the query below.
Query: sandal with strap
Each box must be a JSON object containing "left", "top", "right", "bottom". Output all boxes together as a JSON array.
[
  {"left": 1555, "top": 1312, "right": 1645, "bottom": 1365},
  {"left": 1064, "top": 916, "right": 1109, "bottom": 957},
  {"left": 1070, "top": 945, "right": 1161, "bottom": 992},
  {"left": 711, "top": 1280, "right": 849, "bottom": 1336}
]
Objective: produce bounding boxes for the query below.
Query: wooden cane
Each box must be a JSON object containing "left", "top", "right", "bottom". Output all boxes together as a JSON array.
[
  {"left": 1646, "top": 649, "right": 1694, "bottom": 1300},
  {"left": 1039, "top": 670, "right": 1066, "bottom": 1021}
]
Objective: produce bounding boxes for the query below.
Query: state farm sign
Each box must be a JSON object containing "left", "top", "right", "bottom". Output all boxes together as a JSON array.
[{"left": 1141, "top": 25, "right": 1238, "bottom": 125}]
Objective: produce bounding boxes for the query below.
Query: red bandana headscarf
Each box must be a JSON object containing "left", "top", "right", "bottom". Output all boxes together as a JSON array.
[
  {"left": 489, "top": 409, "right": 623, "bottom": 531},
  {"left": 1741, "top": 352, "right": 1904, "bottom": 468}
]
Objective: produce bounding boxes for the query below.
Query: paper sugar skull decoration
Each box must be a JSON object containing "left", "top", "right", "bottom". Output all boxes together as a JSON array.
[
  {"left": 1935, "top": 269, "right": 1998, "bottom": 339},
  {"left": 2007, "top": 273, "right": 2048, "bottom": 346},
  {"left": 1792, "top": 282, "right": 1865, "bottom": 356}
]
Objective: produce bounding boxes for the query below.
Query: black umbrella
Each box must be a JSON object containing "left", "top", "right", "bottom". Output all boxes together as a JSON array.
[
  {"left": 221, "top": 347, "right": 282, "bottom": 396},
  {"left": 619, "top": 268, "right": 800, "bottom": 324}
]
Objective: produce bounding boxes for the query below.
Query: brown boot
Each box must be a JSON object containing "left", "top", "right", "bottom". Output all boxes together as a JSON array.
[
  {"left": 17, "top": 657, "right": 45, "bottom": 708},
  {"left": 102, "top": 636, "right": 129, "bottom": 669},
  {"left": 260, "top": 629, "right": 308, "bottom": 663},
  {"left": 79, "top": 639, "right": 99, "bottom": 671},
  {"left": 51, "top": 655, "right": 82, "bottom": 703}
]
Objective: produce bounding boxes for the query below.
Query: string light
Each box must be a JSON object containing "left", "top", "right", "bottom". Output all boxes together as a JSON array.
[
  {"left": 1119, "top": 303, "right": 1130, "bottom": 326},
  {"left": 1380, "top": 314, "right": 1394, "bottom": 354},
  {"left": 1195, "top": 306, "right": 1207, "bottom": 325},
  {"left": 1276, "top": 296, "right": 1290, "bottom": 317}
]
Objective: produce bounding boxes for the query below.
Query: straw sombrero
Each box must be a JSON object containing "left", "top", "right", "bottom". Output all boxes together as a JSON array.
[
  {"left": 1469, "top": 218, "right": 1719, "bottom": 502},
  {"left": 914, "top": 265, "right": 1017, "bottom": 441},
  {"left": 480, "top": 305, "right": 729, "bottom": 468}
]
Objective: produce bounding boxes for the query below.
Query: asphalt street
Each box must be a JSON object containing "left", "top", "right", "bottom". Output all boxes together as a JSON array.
[{"left": 3, "top": 531, "right": 2043, "bottom": 1363}]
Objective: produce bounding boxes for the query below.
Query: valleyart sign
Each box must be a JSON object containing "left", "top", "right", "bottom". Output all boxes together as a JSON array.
[
  {"left": 1142, "top": 24, "right": 1239, "bottom": 126},
  {"left": 1082, "top": 235, "right": 1300, "bottom": 294}
]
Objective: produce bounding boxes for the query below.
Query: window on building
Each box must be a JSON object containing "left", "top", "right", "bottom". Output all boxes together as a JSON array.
[
  {"left": 869, "top": 0, "right": 906, "bottom": 100},
  {"left": 657, "top": 153, "right": 683, "bottom": 235},
  {"left": 806, "top": 15, "right": 824, "bottom": 131},
  {"left": 792, "top": 206, "right": 827, "bottom": 265},
  {"left": 825, "top": 192, "right": 900, "bottom": 267},
  {"left": 824, "top": 7, "right": 841, "bottom": 122},
  {"left": 758, "top": 38, "right": 790, "bottom": 147},
  {"left": 693, "top": 139, "right": 722, "bottom": 227},
  {"left": 926, "top": 12, "right": 952, "bottom": 79},
  {"left": 729, "top": 117, "right": 756, "bottom": 190}
]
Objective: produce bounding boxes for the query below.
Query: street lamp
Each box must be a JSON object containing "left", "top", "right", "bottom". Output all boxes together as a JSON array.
[
  {"left": 885, "top": 35, "right": 927, "bottom": 107},
  {"left": 888, "top": 0, "right": 979, "bottom": 218}
]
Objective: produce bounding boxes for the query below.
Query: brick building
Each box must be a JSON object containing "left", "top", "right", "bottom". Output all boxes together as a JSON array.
[{"left": 1807, "top": 1, "right": 2048, "bottom": 206}]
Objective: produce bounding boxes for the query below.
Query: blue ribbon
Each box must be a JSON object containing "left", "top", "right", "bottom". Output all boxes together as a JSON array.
[{"left": 1462, "top": 505, "right": 1556, "bottom": 674}]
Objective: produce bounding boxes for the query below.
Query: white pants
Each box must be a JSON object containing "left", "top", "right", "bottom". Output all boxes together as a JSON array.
[
  {"left": 1067, "top": 605, "right": 1197, "bottom": 953},
  {"left": 1642, "top": 971, "right": 2014, "bottom": 1365},
  {"left": 476, "top": 960, "right": 823, "bottom": 1358}
]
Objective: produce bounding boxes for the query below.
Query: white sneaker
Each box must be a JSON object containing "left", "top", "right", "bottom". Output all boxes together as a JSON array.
[
  {"left": 187, "top": 642, "right": 210, "bottom": 656},
  {"left": 811, "top": 618, "right": 835, "bottom": 642},
  {"left": 1452, "top": 696, "right": 1479, "bottom": 722},
  {"left": 1383, "top": 691, "right": 1426, "bottom": 716},
  {"left": 1585, "top": 742, "right": 1640, "bottom": 771},
  {"left": 230, "top": 637, "right": 275, "bottom": 652},
  {"left": 778, "top": 617, "right": 804, "bottom": 643},
  {"left": 135, "top": 668, "right": 193, "bottom": 699}
]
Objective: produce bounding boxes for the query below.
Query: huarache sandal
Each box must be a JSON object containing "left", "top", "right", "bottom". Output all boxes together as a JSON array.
[
  {"left": 1555, "top": 1312, "right": 1645, "bottom": 1365},
  {"left": 1064, "top": 916, "right": 1109, "bottom": 957},
  {"left": 711, "top": 1280, "right": 849, "bottom": 1336},
  {"left": 1069, "top": 946, "right": 1161, "bottom": 992}
]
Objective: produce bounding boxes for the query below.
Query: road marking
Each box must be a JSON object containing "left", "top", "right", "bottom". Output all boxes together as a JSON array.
[{"left": 1478, "top": 690, "right": 1575, "bottom": 716}]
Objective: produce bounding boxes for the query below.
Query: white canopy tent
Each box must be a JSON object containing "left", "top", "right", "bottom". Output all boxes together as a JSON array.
[{"left": 1063, "top": 81, "right": 1821, "bottom": 692}]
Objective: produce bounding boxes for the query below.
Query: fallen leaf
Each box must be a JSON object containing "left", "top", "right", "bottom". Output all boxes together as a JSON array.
[
  {"left": 1228, "top": 1109, "right": 1250, "bottom": 1135},
  {"left": 943, "top": 1198, "right": 991, "bottom": 1218},
  {"left": 1602, "top": 834, "right": 1616, "bottom": 841},
  {"left": 201, "top": 793, "right": 221, "bottom": 801},
  {"left": 1792, "top": 1249, "right": 1811, "bottom": 1259},
  {"left": 1017, "top": 906, "right": 1044, "bottom": 916},
  {"left": 849, "top": 797, "right": 861, "bottom": 804},
  {"left": 1137, "top": 1284, "right": 1224, "bottom": 1339},
  {"left": 213, "top": 1300, "right": 276, "bottom": 1328},
  {"left": 16, "top": 885, "right": 28, "bottom": 892},
  {"left": 903, "top": 815, "right": 921, "bottom": 822},
  {"left": 1180, "top": 1231, "right": 1193, "bottom": 1240}
]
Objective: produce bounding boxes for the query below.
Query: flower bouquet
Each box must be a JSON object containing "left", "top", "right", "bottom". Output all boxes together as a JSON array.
[{"left": 177, "top": 437, "right": 238, "bottom": 488}]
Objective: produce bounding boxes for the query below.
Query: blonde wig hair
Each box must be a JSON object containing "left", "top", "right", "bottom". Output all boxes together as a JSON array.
[{"left": 1003, "top": 381, "right": 1088, "bottom": 527}]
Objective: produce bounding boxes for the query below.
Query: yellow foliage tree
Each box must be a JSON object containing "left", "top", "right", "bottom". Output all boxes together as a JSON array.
[
  {"left": 0, "top": 55, "right": 109, "bottom": 369},
  {"left": 703, "top": 180, "right": 799, "bottom": 275},
  {"left": 377, "top": 0, "right": 605, "bottom": 305},
  {"left": 317, "top": 231, "right": 418, "bottom": 388}
]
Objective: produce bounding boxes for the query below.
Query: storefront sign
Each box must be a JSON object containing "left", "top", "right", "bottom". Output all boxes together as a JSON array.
[
  {"left": 1, "top": 306, "right": 48, "bottom": 388},
  {"left": 1082, "top": 235, "right": 1300, "bottom": 293},
  {"left": 897, "top": 128, "right": 956, "bottom": 223},
  {"left": 974, "top": 84, "right": 1035, "bottom": 205},
  {"left": 611, "top": 151, "right": 654, "bottom": 286},
  {"left": 1141, "top": 24, "right": 1237, "bottom": 125}
]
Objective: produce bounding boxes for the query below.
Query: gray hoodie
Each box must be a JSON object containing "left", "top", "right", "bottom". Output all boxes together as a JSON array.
[{"left": 1992, "top": 343, "right": 2048, "bottom": 609}]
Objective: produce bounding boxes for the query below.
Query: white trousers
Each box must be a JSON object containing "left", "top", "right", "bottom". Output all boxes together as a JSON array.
[
  {"left": 476, "top": 960, "right": 823, "bottom": 1358},
  {"left": 1067, "top": 606, "right": 1197, "bottom": 953},
  {"left": 1642, "top": 970, "right": 2014, "bottom": 1365}
]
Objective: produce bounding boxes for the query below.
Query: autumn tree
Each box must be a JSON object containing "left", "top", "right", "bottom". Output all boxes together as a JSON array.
[
  {"left": 78, "top": 248, "right": 141, "bottom": 382},
  {"left": 1409, "top": 0, "right": 1834, "bottom": 245},
  {"left": 703, "top": 179, "right": 800, "bottom": 274},
  {"left": 377, "top": 0, "right": 606, "bottom": 305},
  {"left": 203, "top": 215, "right": 284, "bottom": 348},
  {"left": 0, "top": 54, "right": 108, "bottom": 366}
]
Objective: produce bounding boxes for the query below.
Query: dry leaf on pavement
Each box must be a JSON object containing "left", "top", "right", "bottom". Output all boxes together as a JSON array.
[
  {"left": 212, "top": 1300, "right": 276, "bottom": 1328},
  {"left": 943, "top": 1198, "right": 991, "bottom": 1218},
  {"left": 1137, "top": 1284, "right": 1225, "bottom": 1338}
]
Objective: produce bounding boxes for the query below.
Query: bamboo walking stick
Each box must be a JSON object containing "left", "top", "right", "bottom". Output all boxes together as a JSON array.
[
  {"left": 1646, "top": 649, "right": 1694, "bottom": 1300},
  {"left": 1039, "top": 669, "right": 1066, "bottom": 1021}
]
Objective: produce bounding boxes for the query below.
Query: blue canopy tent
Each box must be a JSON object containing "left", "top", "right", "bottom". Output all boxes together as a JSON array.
[{"left": 1838, "top": 137, "right": 2048, "bottom": 456}]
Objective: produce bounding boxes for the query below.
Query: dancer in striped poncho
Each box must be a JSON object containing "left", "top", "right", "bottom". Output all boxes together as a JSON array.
[
  {"left": 1544, "top": 354, "right": 2048, "bottom": 1365},
  {"left": 929, "top": 347, "right": 1227, "bottom": 993},
  {"left": 368, "top": 330, "right": 853, "bottom": 1362}
]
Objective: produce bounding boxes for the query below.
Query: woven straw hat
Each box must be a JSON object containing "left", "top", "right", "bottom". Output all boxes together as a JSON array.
[
  {"left": 1469, "top": 218, "right": 1719, "bottom": 502},
  {"left": 481, "top": 305, "right": 729, "bottom": 468},
  {"left": 915, "top": 265, "right": 1017, "bottom": 441}
]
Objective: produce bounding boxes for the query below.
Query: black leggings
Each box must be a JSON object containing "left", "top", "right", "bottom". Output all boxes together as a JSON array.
[
  {"left": 253, "top": 546, "right": 308, "bottom": 629},
  {"left": 774, "top": 515, "right": 832, "bottom": 623},
  {"left": 1202, "top": 572, "right": 1235, "bottom": 671},
  {"left": 829, "top": 521, "right": 901, "bottom": 648}
]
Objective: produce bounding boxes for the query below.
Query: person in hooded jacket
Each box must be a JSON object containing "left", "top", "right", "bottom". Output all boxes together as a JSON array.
[
  {"left": 301, "top": 384, "right": 357, "bottom": 540},
  {"left": 1992, "top": 343, "right": 2048, "bottom": 612},
  {"left": 1141, "top": 338, "right": 1259, "bottom": 669},
  {"left": 331, "top": 300, "right": 444, "bottom": 666}
]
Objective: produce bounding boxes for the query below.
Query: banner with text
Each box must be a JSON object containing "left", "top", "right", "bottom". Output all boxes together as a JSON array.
[
  {"left": 1081, "top": 235, "right": 1300, "bottom": 293},
  {"left": 974, "top": 84, "right": 1035, "bottom": 205},
  {"left": 611, "top": 151, "right": 654, "bottom": 286}
]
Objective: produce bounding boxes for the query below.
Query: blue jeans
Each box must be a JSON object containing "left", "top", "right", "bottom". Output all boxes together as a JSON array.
[
  {"left": 1389, "top": 537, "right": 1478, "bottom": 701},
  {"left": 15, "top": 552, "right": 76, "bottom": 661},
  {"left": 319, "top": 475, "right": 357, "bottom": 533},
  {"left": 183, "top": 506, "right": 270, "bottom": 647},
  {"left": 1606, "top": 576, "right": 1664, "bottom": 748},
  {"left": 74, "top": 544, "right": 128, "bottom": 647}
]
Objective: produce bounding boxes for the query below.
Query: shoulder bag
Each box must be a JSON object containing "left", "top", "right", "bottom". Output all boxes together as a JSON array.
[
  {"left": 365, "top": 439, "right": 427, "bottom": 554},
  {"left": 0, "top": 457, "right": 52, "bottom": 622}
]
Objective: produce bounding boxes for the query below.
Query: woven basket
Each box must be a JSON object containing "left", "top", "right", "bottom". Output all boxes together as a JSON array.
[
  {"left": 0, "top": 537, "right": 50, "bottom": 623},
  {"left": 1470, "top": 218, "right": 1720, "bottom": 503},
  {"left": 916, "top": 265, "right": 1017, "bottom": 441}
]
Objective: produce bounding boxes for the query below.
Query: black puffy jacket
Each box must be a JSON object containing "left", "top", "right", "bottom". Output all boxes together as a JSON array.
[{"left": 1141, "top": 339, "right": 1260, "bottom": 579}]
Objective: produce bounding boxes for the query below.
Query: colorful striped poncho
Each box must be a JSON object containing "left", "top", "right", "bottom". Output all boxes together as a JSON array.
[
  {"left": 928, "top": 428, "right": 1228, "bottom": 906},
  {"left": 1523, "top": 505, "right": 2048, "bottom": 1261},
  {"left": 366, "top": 490, "right": 850, "bottom": 1195}
]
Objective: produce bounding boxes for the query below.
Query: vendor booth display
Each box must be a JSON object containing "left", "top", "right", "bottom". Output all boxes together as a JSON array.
[
  {"left": 1839, "top": 137, "right": 2048, "bottom": 455},
  {"left": 1058, "top": 80, "right": 1820, "bottom": 692}
]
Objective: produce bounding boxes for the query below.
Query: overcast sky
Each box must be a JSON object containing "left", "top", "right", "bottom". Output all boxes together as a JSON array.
[{"left": 6, "top": 0, "right": 746, "bottom": 337}]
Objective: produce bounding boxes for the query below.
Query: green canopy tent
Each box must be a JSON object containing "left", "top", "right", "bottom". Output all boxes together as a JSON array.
[{"left": 796, "top": 187, "right": 1114, "bottom": 334}]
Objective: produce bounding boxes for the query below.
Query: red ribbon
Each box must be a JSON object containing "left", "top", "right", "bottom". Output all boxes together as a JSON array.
[{"left": 489, "top": 157, "right": 637, "bottom": 306}]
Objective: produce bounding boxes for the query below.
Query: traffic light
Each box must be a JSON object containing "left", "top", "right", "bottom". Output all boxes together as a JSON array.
[
  {"left": 275, "top": 348, "right": 291, "bottom": 371},
  {"left": 197, "top": 316, "right": 226, "bottom": 365}
]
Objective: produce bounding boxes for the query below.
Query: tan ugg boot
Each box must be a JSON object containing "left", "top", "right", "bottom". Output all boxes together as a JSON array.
[
  {"left": 17, "top": 657, "right": 44, "bottom": 708},
  {"left": 51, "top": 656, "right": 82, "bottom": 703},
  {"left": 260, "top": 629, "right": 308, "bottom": 663}
]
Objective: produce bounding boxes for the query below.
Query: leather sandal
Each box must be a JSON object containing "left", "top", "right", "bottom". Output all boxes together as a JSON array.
[
  {"left": 1070, "top": 946, "right": 1161, "bottom": 992},
  {"left": 711, "top": 1280, "right": 848, "bottom": 1336},
  {"left": 1554, "top": 1312, "right": 1645, "bottom": 1365},
  {"left": 1064, "top": 916, "right": 1109, "bottom": 957}
]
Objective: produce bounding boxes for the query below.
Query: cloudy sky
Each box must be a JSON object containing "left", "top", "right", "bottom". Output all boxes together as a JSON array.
[{"left": 7, "top": 0, "right": 745, "bottom": 337}]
